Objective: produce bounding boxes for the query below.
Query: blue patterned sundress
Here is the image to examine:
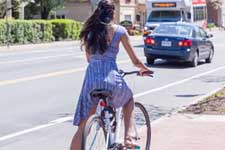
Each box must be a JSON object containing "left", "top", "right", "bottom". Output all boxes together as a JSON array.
[{"left": 73, "top": 25, "right": 133, "bottom": 126}]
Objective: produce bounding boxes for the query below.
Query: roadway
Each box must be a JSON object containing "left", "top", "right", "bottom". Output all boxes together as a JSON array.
[{"left": 0, "top": 30, "right": 225, "bottom": 149}]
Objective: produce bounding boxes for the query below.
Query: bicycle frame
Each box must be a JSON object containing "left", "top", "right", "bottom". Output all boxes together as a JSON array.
[
  {"left": 87, "top": 70, "right": 152, "bottom": 149},
  {"left": 95, "top": 98, "right": 123, "bottom": 149}
]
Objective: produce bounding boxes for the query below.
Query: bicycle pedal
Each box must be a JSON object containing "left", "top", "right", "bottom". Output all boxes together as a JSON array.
[{"left": 108, "top": 143, "right": 123, "bottom": 150}]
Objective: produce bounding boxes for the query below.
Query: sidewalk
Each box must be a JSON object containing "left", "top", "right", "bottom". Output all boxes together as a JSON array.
[{"left": 151, "top": 114, "right": 225, "bottom": 150}]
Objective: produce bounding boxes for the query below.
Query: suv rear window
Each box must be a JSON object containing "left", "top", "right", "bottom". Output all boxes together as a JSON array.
[{"left": 154, "top": 24, "right": 193, "bottom": 37}]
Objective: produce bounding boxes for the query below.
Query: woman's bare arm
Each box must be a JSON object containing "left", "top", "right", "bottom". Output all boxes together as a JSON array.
[
  {"left": 84, "top": 41, "right": 90, "bottom": 63},
  {"left": 85, "top": 51, "right": 90, "bottom": 63}
]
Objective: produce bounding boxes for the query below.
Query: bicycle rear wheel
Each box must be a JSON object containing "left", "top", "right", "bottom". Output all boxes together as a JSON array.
[
  {"left": 82, "top": 114, "right": 107, "bottom": 150},
  {"left": 130, "top": 102, "right": 151, "bottom": 150}
]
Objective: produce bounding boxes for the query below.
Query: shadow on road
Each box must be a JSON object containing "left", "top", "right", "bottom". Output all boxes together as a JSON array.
[
  {"left": 175, "top": 94, "right": 204, "bottom": 98},
  {"left": 145, "top": 60, "right": 206, "bottom": 69}
]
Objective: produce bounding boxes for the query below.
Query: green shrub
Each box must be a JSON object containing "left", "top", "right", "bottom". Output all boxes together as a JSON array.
[
  {"left": 50, "top": 19, "right": 81, "bottom": 41},
  {"left": 207, "top": 23, "right": 216, "bottom": 29},
  {"left": 0, "top": 20, "right": 6, "bottom": 44},
  {"left": 0, "top": 19, "right": 82, "bottom": 45}
]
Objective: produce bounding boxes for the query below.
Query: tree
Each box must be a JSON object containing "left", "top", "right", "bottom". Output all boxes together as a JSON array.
[
  {"left": 0, "top": 0, "right": 30, "bottom": 18},
  {"left": 208, "top": 0, "right": 223, "bottom": 9},
  {"left": 12, "top": 0, "right": 20, "bottom": 19},
  {"left": 1, "top": 0, "right": 66, "bottom": 19},
  {"left": 28, "top": 0, "right": 66, "bottom": 19},
  {"left": 0, "top": 1, "right": 4, "bottom": 18}
]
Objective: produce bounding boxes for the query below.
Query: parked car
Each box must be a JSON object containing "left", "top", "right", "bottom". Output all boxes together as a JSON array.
[{"left": 144, "top": 23, "right": 214, "bottom": 67}]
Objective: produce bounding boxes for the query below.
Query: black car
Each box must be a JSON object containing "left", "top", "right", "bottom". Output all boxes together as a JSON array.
[{"left": 144, "top": 23, "right": 214, "bottom": 67}]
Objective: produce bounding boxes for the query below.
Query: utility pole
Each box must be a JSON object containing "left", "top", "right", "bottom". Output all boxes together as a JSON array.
[{"left": 5, "top": 0, "right": 9, "bottom": 47}]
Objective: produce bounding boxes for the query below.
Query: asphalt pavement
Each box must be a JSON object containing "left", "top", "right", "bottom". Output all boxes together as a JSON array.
[{"left": 0, "top": 30, "right": 225, "bottom": 149}]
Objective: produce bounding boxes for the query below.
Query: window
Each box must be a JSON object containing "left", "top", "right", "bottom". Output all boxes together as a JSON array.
[
  {"left": 199, "top": 27, "right": 207, "bottom": 38},
  {"left": 148, "top": 11, "right": 181, "bottom": 22},
  {"left": 193, "top": 6, "right": 207, "bottom": 21},
  {"left": 195, "top": 27, "right": 206, "bottom": 38},
  {"left": 125, "top": 15, "right": 132, "bottom": 21},
  {"left": 125, "top": 0, "right": 131, "bottom": 4},
  {"left": 136, "top": 15, "right": 141, "bottom": 22},
  {"left": 154, "top": 24, "right": 192, "bottom": 37}
]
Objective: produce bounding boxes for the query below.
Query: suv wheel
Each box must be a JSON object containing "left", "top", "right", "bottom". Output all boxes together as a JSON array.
[
  {"left": 206, "top": 49, "right": 214, "bottom": 63},
  {"left": 190, "top": 51, "right": 198, "bottom": 67}
]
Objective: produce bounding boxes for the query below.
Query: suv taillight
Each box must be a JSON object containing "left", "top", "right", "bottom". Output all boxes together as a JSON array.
[
  {"left": 145, "top": 37, "right": 156, "bottom": 45},
  {"left": 178, "top": 40, "right": 192, "bottom": 47}
]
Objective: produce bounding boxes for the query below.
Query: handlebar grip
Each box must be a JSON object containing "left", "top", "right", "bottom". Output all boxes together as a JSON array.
[
  {"left": 125, "top": 71, "right": 140, "bottom": 75},
  {"left": 119, "top": 70, "right": 153, "bottom": 77}
]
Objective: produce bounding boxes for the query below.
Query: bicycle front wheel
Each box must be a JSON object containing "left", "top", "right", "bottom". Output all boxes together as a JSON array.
[
  {"left": 130, "top": 102, "right": 151, "bottom": 150},
  {"left": 82, "top": 114, "right": 107, "bottom": 150}
]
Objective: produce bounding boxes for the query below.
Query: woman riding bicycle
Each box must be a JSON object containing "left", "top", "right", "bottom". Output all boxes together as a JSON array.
[{"left": 70, "top": 0, "right": 153, "bottom": 149}]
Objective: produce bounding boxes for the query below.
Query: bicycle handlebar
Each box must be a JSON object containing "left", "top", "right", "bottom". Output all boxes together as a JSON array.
[{"left": 119, "top": 70, "right": 153, "bottom": 78}]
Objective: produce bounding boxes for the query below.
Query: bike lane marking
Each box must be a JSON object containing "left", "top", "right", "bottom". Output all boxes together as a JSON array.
[{"left": 1, "top": 65, "right": 225, "bottom": 142}]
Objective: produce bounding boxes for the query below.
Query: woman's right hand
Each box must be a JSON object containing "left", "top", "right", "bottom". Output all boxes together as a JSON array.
[{"left": 139, "top": 67, "right": 154, "bottom": 77}]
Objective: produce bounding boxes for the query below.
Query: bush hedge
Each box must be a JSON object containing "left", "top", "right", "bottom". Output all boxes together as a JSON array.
[{"left": 0, "top": 19, "right": 82, "bottom": 45}]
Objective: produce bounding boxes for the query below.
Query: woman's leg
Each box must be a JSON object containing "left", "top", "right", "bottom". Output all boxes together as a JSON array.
[
  {"left": 70, "top": 119, "right": 86, "bottom": 150},
  {"left": 123, "top": 97, "right": 135, "bottom": 144},
  {"left": 70, "top": 106, "right": 97, "bottom": 150}
]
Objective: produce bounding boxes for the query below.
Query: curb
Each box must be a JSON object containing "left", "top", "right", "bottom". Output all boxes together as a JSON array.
[
  {"left": 0, "top": 40, "right": 80, "bottom": 52},
  {"left": 178, "top": 85, "right": 225, "bottom": 112},
  {"left": 0, "top": 36, "right": 143, "bottom": 52}
]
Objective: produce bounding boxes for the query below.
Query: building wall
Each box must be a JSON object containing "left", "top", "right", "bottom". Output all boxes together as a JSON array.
[
  {"left": 56, "top": 2, "right": 92, "bottom": 22},
  {"left": 207, "top": 0, "right": 225, "bottom": 27},
  {"left": 207, "top": 3, "right": 219, "bottom": 25},
  {"left": 56, "top": 0, "right": 147, "bottom": 27},
  {"left": 136, "top": 0, "right": 147, "bottom": 27},
  {"left": 222, "top": 0, "right": 225, "bottom": 27},
  {"left": 119, "top": 0, "right": 136, "bottom": 23}
]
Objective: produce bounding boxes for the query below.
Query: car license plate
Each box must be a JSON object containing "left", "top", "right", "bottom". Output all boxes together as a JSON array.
[{"left": 161, "top": 41, "right": 172, "bottom": 47}]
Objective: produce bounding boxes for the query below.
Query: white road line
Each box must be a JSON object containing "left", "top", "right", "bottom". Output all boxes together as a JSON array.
[
  {"left": 0, "top": 116, "right": 73, "bottom": 142},
  {"left": 1, "top": 65, "right": 225, "bottom": 142},
  {"left": 134, "top": 65, "right": 225, "bottom": 98},
  {"left": 0, "top": 54, "right": 75, "bottom": 65}
]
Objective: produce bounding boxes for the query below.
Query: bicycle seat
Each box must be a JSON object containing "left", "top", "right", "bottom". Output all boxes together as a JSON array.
[{"left": 90, "top": 89, "right": 112, "bottom": 99}]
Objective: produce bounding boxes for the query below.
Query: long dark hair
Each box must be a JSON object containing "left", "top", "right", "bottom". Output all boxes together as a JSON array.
[{"left": 80, "top": 0, "right": 115, "bottom": 54}]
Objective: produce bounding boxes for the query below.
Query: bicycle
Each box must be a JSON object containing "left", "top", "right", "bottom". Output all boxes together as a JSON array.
[{"left": 82, "top": 70, "right": 152, "bottom": 150}]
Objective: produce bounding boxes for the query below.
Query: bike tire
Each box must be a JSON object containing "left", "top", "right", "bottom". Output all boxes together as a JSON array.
[
  {"left": 82, "top": 114, "right": 107, "bottom": 150},
  {"left": 133, "top": 102, "right": 151, "bottom": 150}
]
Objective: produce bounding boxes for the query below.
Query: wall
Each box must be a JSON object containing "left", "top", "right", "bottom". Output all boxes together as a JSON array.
[
  {"left": 119, "top": 0, "right": 136, "bottom": 23},
  {"left": 55, "top": 0, "right": 147, "bottom": 26},
  {"left": 222, "top": 0, "right": 225, "bottom": 27},
  {"left": 56, "top": 2, "right": 92, "bottom": 22}
]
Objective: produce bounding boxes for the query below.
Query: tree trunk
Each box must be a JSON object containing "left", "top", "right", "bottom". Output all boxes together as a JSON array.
[{"left": 41, "top": 7, "right": 49, "bottom": 19}]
